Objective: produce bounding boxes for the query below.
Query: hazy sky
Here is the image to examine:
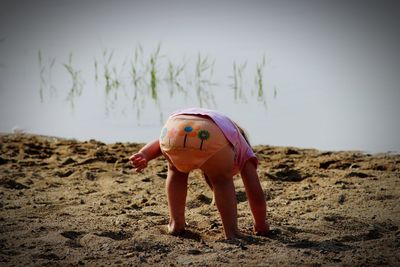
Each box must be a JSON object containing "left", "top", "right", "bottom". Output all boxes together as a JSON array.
[{"left": 1, "top": 0, "right": 400, "bottom": 152}]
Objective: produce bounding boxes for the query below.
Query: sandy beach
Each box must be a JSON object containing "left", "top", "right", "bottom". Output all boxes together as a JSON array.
[{"left": 1, "top": 133, "right": 399, "bottom": 266}]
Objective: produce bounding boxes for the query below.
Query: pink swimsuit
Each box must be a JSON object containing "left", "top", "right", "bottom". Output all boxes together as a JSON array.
[{"left": 159, "top": 108, "right": 258, "bottom": 174}]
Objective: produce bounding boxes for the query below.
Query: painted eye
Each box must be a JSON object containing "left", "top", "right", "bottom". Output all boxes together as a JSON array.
[
  {"left": 184, "top": 126, "right": 193, "bottom": 133},
  {"left": 198, "top": 130, "right": 210, "bottom": 140}
]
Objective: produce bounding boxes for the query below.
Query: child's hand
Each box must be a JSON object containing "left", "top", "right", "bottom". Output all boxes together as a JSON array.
[{"left": 129, "top": 152, "right": 148, "bottom": 172}]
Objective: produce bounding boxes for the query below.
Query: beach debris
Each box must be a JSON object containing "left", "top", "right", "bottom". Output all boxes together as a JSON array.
[
  {"left": 61, "top": 157, "right": 76, "bottom": 166},
  {"left": 345, "top": 172, "right": 369, "bottom": 178},
  {"left": 85, "top": 171, "right": 96, "bottom": 181},
  {"left": 55, "top": 169, "right": 74, "bottom": 178},
  {"left": 60, "top": 230, "right": 84, "bottom": 240},
  {"left": 94, "top": 230, "right": 131, "bottom": 241},
  {"left": 272, "top": 168, "right": 305, "bottom": 182},
  {"left": 338, "top": 194, "right": 346, "bottom": 204},
  {"left": 319, "top": 160, "right": 337, "bottom": 169},
  {"left": 285, "top": 148, "right": 300, "bottom": 155},
  {"left": 141, "top": 177, "right": 151, "bottom": 182},
  {"left": 0, "top": 179, "right": 29, "bottom": 190},
  {"left": 236, "top": 191, "right": 247, "bottom": 203},
  {"left": 187, "top": 249, "right": 202, "bottom": 255},
  {"left": 0, "top": 157, "right": 8, "bottom": 165},
  {"left": 156, "top": 172, "right": 167, "bottom": 179}
]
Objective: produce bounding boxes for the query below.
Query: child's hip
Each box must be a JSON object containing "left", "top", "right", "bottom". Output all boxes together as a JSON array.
[{"left": 159, "top": 115, "right": 229, "bottom": 172}]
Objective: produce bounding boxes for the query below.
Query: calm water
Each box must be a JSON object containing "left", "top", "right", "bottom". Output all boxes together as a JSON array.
[{"left": 1, "top": 1, "right": 400, "bottom": 153}]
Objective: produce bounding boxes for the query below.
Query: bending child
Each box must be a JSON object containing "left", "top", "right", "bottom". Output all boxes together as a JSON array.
[{"left": 129, "top": 108, "right": 269, "bottom": 239}]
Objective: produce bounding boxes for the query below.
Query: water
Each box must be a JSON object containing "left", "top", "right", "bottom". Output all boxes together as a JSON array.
[{"left": 1, "top": 1, "right": 400, "bottom": 153}]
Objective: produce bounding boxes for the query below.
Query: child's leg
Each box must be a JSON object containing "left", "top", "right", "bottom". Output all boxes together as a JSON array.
[
  {"left": 203, "top": 173, "right": 216, "bottom": 206},
  {"left": 166, "top": 163, "right": 189, "bottom": 235},
  {"left": 203, "top": 173, "right": 213, "bottom": 191},
  {"left": 201, "top": 145, "right": 241, "bottom": 239},
  {"left": 240, "top": 160, "right": 269, "bottom": 235}
]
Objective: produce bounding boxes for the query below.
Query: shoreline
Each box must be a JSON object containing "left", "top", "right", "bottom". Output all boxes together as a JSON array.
[{"left": 1, "top": 132, "right": 396, "bottom": 156}]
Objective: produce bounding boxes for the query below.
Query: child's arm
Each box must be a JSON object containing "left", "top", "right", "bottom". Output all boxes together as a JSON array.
[
  {"left": 129, "top": 139, "right": 162, "bottom": 172},
  {"left": 240, "top": 160, "right": 269, "bottom": 235}
]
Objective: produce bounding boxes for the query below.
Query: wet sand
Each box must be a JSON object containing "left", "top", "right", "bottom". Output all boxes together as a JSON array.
[{"left": 1, "top": 133, "right": 399, "bottom": 266}]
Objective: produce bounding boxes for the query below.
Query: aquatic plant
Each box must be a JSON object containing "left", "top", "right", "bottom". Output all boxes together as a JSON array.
[
  {"left": 37, "top": 44, "right": 276, "bottom": 125},
  {"left": 38, "top": 50, "right": 56, "bottom": 102},
  {"left": 194, "top": 53, "right": 217, "bottom": 108},
  {"left": 166, "top": 60, "right": 186, "bottom": 97},
  {"left": 63, "top": 52, "right": 84, "bottom": 109},
  {"left": 101, "top": 49, "right": 122, "bottom": 95},
  {"left": 230, "top": 61, "right": 247, "bottom": 103},
  {"left": 130, "top": 45, "right": 145, "bottom": 88},
  {"left": 129, "top": 45, "right": 147, "bottom": 122},
  {"left": 94, "top": 59, "right": 99, "bottom": 81},
  {"left": 38, "top": 50, "right": 45, "bottom": 101},
  {"left": 255, "top": 55, "right": 267, "bottom": 106},
  {"left": 98, "top": 48, "right": 126, "bottom": 114},
  {"left": 148, "top": 43, "right": 161, "bottom": 102}
]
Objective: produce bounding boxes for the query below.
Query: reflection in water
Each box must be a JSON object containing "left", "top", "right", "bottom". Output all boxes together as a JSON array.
[
  {"left": 194, "top": 53, "right": 217, "bottom": 108},
  {"left": 38, "top": 45, "right": 273, "bottom": 123},
  {"left": 97, "top": 49, "right": 123, "bottom": 115},
  {"left": 63, "top": 53, "right": 84, "bottom": 109},
  {"left": 130, "top": 45, "right": 147, "bottom": 122},
  {"left": 166, "top": 59, "right": 186, "bottom": 98},
  {"left": 38, "top": 50, "right": 56, "bottom": 102},
  {"left": 149, "top": 43, "right": 161, "bottom": 102},
  {"left": 230, "top": 61, "right": 247, "bottom": 103},
  {"left": 255, "top": 55, "right": 267, "bottom": 107}
]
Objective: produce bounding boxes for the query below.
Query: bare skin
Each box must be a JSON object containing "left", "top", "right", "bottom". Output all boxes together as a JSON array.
[
  {"left": 129, "top": 139, "right": 161, "bottom": 172},
  {"left": 240, "top": 160, "right": 269, "bottom": 235},
  {"left": 200, "top": 145, "right": 242, "bottom": 238},
  {"left": 165, "top": 163, "right": 189, "bottom": 235},
  {"left": 204, "top": 160, "right": 269, "bottom": 236},
  {"left": 130, "top": 139, "right": 269, "bottom": 239}
]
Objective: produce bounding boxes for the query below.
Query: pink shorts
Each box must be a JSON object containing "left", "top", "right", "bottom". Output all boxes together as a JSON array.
[{"left": 159, "top": 115, "right": 230, "bottom": 173}]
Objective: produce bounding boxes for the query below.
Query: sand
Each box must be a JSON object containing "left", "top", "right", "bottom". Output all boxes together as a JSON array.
[{"left": 0, "top": 133, "right": 399, "bottom": 266}]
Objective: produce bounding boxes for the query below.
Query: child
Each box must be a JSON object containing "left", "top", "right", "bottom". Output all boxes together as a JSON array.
[{"left": 129, "top": 108, "right": 269, "bottom": 239}]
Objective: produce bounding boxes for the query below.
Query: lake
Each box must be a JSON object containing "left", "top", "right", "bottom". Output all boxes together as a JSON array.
[{"left": 1, "top": 1, "right": 399, "bottom": 153}]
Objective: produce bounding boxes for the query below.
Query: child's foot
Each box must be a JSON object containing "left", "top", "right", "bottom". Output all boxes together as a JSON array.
[
  {"left": 225, "top": 229, "right": 244, "bottom": 240},
  {"left": 168, "top": 221, "right": 185, "bottom": 236},
  {"left": 253, "top": 223, "right": 270, "bottom": 236}
]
